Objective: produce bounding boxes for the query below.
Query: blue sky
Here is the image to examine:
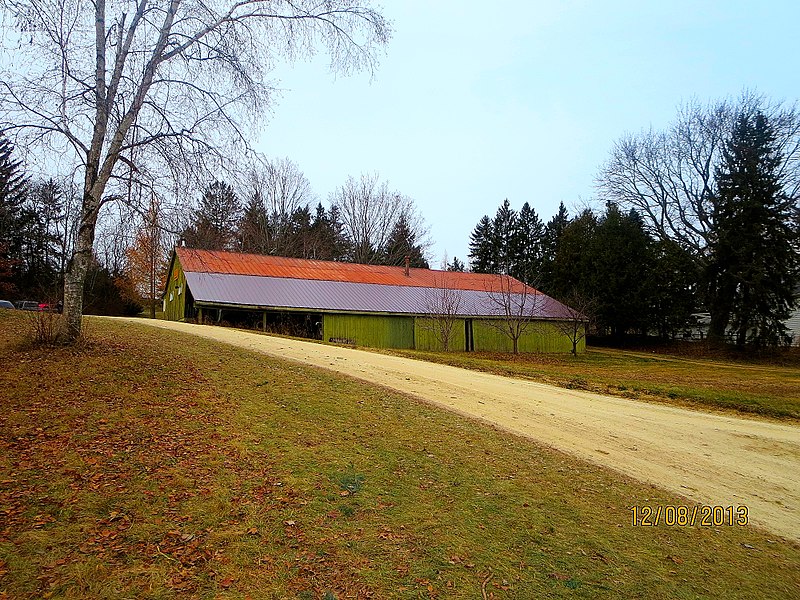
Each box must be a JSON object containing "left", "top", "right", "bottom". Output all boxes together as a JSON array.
[{"left": 257, "top": 0, "right": 800, "bottom": 266}]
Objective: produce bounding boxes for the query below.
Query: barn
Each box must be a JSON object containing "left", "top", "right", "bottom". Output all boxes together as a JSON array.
[{"left": 163, "top": 247, "right": 584, "bottom": 353}]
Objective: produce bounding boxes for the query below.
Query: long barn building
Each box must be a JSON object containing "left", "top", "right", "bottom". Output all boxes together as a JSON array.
[{"left": 163, "top": 248, "right": 584, "bottom": 353}]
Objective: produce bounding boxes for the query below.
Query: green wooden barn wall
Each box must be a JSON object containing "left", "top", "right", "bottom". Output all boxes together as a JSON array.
[
  {"left": 414, "top": 317, "right": 467, "bottom": 351},
  {"left": 163, "top": 259, "right": 187, "bottom": 321},
  {"left": 471, "top": 319, "right": 580, "bottom": 353},
  {"left": 323, "top": 313, "right": 415, "bottom": 349}
]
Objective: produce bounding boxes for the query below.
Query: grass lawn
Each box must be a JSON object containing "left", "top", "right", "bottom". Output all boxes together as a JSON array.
[
  {"left": 0, "top": 311, "right": 798, "bottom": 598},
  {"left": 381, "top": 346, "right": 800, "bottom": 421}
]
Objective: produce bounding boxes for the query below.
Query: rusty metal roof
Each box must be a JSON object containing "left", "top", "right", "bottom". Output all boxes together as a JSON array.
[
  {"left": 176, "top": 248, "right": 534, "bottom": 294},
  {"left": 184, "top": 272, "right": 576, "bottom": 320}
]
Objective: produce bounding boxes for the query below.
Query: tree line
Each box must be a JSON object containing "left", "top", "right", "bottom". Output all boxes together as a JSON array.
[
  {"left": 468, "top": 94, "right": 800, "bottom": 348},
  {"left": 180, "top": 169, "right": 429, "bottom": 268},
  {"left": 1, "top": 141, "right": 430, "bottom": 315}
]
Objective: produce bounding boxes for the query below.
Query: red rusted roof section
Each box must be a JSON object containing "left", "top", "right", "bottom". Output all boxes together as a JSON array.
[{"left": 176, "top": 248, "right": 536, "bottom": 294}]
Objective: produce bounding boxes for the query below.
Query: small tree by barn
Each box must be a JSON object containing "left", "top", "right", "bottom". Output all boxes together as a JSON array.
[
  {"left": 482, "top": 274, "right": 543, "bottom": 354},
  {"left": 420, "top": 273, "right": 463, "bottom": 351},
  {"left": 123, "top": 198, "right": 170, "bottom": 318},
  {"left": 552, "top": 288, "right": 594, "bottom": 355}
]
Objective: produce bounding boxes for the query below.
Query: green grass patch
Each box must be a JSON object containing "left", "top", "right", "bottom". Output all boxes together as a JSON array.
[{"left": 0, "top": 310, "right": 798, "bottom": 598}]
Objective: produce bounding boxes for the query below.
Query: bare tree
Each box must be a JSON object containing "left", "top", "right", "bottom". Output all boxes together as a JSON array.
[
  {"left": 482, "top": 274, "right": 543, "bottom": 355},
  {"left": 331, "top": 172, "right": 426, "bottom": 263},
  {"left": 551, "top": 288, "right": 594, "bottom": 356},
  {"left": 0, "top": 0, "right": 390, "bottom": 341},
  {"left": 240, "top": 156, "right": 314, "bottom": 255},
  {"left": 420, "top": 272, "right": 463, "bottom": 351}
]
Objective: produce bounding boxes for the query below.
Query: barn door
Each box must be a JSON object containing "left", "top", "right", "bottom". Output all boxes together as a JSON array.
[{"left": 465, "top": 319, "right": 474, "bottom": 352}]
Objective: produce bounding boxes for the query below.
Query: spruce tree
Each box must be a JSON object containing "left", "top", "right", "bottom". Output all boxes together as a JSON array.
[
  {"left": 511, "top": 202, "right": 544, "bottom": 286},
  {"left": 237, "top": 194, "right": 271, "bottom": 254},
  {"left": 0, "top": 135, "right": 29, "bottom": 297},
  {"left": 711, "top": 111, "right": 799, "bottom": 347},
  {"left": 183, "top": 181, "right": 241, "bottom": 250},
  {"left": 592, "top": 204, "right": 653, "bottom": 338},
  {"left": 540, "top": 201, "right": 569, "bottom": 293},
  {"left": 383, "top": 212, "right": 428, "bottom": 268},
  {"left": 446, "top": 256, "right": 465, "bottom": 272},
  {"left": 492, "top": 199, "right": 517, "bottom": 274},
  {"left": 468, "top": 215, "right": 496, "bottom": 273}
]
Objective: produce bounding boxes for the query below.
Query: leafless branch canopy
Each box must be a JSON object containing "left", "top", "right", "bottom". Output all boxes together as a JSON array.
[
  {"left": 597, "top": 92, "right": 800, "bottom": 262},
  {"left": 1, "top": 0, "right": 391, "bottom": 201},
  {"left": 331, "top": 172, "right": 428, "bottom": 263}
]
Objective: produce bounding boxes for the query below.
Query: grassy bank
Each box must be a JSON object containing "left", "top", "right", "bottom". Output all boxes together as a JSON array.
[
  {"left": 0, "top": 312, "right": 798, "bottom": 598},
  {"left": 382, "top": 346, "right": 800, "bottom": 420}
]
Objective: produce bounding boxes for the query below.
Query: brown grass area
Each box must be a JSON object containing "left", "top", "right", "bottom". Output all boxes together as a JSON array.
[{"left": 0, "top": 312, "right": 799, "bottom": 598}]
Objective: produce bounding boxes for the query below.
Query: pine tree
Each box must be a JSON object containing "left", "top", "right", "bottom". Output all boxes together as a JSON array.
[
  {"left": 592, "top": 204, "right": 653, "bottom": 338},
  {"left": 511, "top": 202, "right": 544, "bottom": 286},
  {"left": 710, "top": 111, "right": 800, "bottom": 347},
  {"left": 468, "top": 215, "right": 496, "bottom": 273},
  {"left": 647, "top": 239, "right": 700, "bottom": 340},
  {"left": 20, "top": 179, "right": 64, "bottom": 297},
  {"left": 238, "top": 194, "right": 271, "bottom": 254},
  {"left": 551, "top": 209, "right": 597, "bottom": 302},
  {"left": 493, "top": 199, "right": 518, "bottom": 274},
  {"left": 0, "top": 135, "right": 29, "bottom": 297},
  {"left": 540, "top": 201, "right": 569, "bottom": 293},
  {"left": 307, "top": 203, "right": 348, "bottom": 261},
  {"left": 183, "top": 181, "right": 241, "bottom": 250},
  {"left": 447, "top": 256, "right": 465, "bottom": 272},
  {"left": 383, "top": 212, "right": 428, "bottom": 268}
]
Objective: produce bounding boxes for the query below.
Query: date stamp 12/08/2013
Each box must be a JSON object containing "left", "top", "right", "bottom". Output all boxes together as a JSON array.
[{"left": 631, "top": 505, "right": 749, "bottom": 527}]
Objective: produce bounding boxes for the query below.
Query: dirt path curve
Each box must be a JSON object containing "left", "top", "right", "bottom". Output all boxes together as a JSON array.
[{"left": 117, "top": 318, "right": 800, "bottom": 542}]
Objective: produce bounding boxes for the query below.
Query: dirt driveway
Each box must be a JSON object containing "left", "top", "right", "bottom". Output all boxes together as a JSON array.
[{"left": 119, "top": 318, "right": 800, "bottom": 542}]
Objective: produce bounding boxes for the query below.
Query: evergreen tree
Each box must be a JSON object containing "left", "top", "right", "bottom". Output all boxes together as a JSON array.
[
  {"left": 0, "top": 135, "right": 29, "bottom": 296},
  {"left": 468, "top": 215, "right": 496, "bottom": 273},
  {"left": 290, "top": 205, "right": 314, "bottom": 258},
  {"left": 647, "top": 239, "right": 700, "bottom": 340},
  {"left": 308, "top": 203, "right": 348, "bottom": 261},
  {"left": 21, "top": 179, "right": 65, "bottom": 297},
  {"left": 383, "top": 212, "right": 428, "bottom": 268},
  {"left": 447, "top": 256, "right": 465, "bottom": 272},
  {"left": 183, "top": 181, "right": 241, "bottom": 250},
  {"left": 551, "top": 209, "right": 597, "bottom": 301},
  {"left": 511, "top": 202, "right": 544, "bottom": 286},
  {"left": 493, "top": 199, "right": 517, "bottom": 274},
  {"left": 710, "top": 111, "right": 800, "bottom": 347},
  {"left": 540, "top": 201, "right": 569, "bottom": 293},
  {"left": 592, "top": 204, "right": 653, "bottom": 338},
  {"left": 237, "top": 194, "right": 271, "bottom": 254}
]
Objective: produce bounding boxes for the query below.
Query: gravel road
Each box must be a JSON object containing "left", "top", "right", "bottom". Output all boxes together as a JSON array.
[{"left": 119, "top": 318, "right": 800, "bottom": 542}]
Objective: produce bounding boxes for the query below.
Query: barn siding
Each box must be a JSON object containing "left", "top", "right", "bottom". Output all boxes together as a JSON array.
[
  {"left": 414, "top": 317, "right": 468, "bottom": 351},
  {"left": 472, "top": 320, "right": 579, "bottom": 353},
  {"left": 323, "top": 313, "right": 415, "bottom": 349}
]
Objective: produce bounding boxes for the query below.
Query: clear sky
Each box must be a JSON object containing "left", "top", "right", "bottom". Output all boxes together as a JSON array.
[{"left": 256, "top": 0, "right": 800, "bottom": 267}]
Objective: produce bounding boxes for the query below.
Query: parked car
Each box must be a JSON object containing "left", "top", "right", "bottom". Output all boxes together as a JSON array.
[
  {"left": 16, "top": 300, "right": 41, "bottom": 311},
  {"left": 0, "top": 300, "right": 15, "bottom": 309}
]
